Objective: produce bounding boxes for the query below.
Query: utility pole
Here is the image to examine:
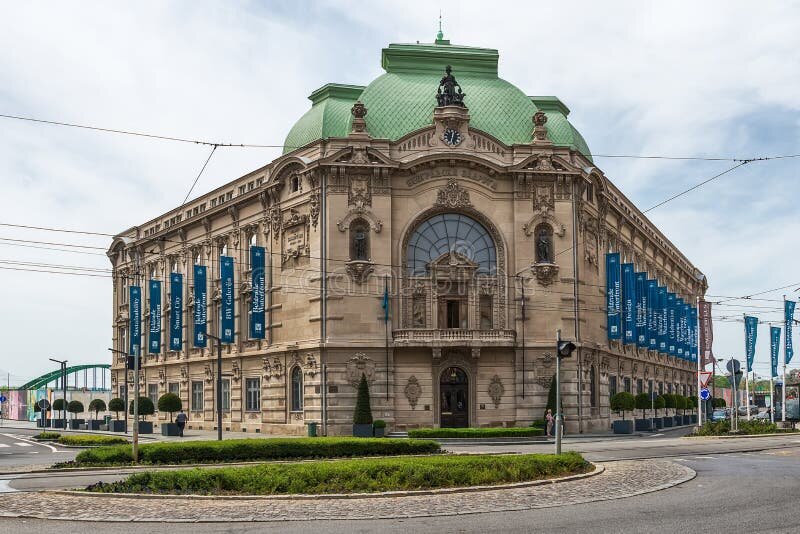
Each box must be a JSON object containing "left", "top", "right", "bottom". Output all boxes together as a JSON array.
[
  {"left": 520, "top": 276, "right": 526, "bottom": 399},
  {"left": 131, "top": 248, "right": 142, "bottom": 462},
  {"left": 49, "top": 358, "right": 67, "bottom": 429},
  {"left": 207, "top": 333, "right": 224, "bottom": 441}
]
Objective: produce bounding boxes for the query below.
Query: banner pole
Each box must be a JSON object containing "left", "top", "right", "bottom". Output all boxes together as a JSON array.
[
  {"left": 744, "top": 313, "right": 751, "bottom": 421},
  {"left": 696, "top": 296, "right": 701, "bottom": 427},
  {"left": 783, "top": 295, "right": 787, "bottom": 424},
  {"left": 770, "top": 376, "right": 775, "bottom": 424}
]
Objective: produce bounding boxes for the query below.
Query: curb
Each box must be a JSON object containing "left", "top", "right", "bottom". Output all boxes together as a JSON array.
[
  {"left": 47, "top": 463, "right": 604, "bottom": 501},
  {"left": 683, "top": 432, "right": 799, "bottom": 439}
]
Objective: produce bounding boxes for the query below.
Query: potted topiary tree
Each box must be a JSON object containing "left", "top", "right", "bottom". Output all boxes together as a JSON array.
[
  {"left": 662, "top": 394, "right": 675, "bottom": 428},
  {"left": 87, "top": 398, "right": 106, "bottom": 430},
  {"left": 373, "top": 419, "right": 387, "bottom": 438},
  {"left": 34, "top": 399, "right": 51, "bottom": 428},
  {"left": 52, "top": 398, "right": 66, "bottom": 428},
  {"left": 352, "top": 374, "right": 374, "bottom": 437},
  {"left": 158, "top": 393, "right": 182, "bottom": 436},
  {"left": 108, "top": 397, "right": 126, "bottom": 432},
  {"left": 634, "top": 393, "right": 652, "bottom": 432},
  {"left": 610, "top": 392, "right": 635, "bottom": 434},
  {"left": 674, "top": 395, "right": 686, "bottom": 426},
  {"left": 129, "top": 397, "right": 155, "bottom": 434},
  {"left": 653, "top": 395, "right": 665, "bottom": 429},
  {"left": 67, "top": 400, "right": 85, "bottom": 429},
  {"left": 688, "top": 396, "right": 698, "bottom": 424}
]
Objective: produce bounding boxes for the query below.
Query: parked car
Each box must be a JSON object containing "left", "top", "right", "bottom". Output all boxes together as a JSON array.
[
  {"left": 711, "top": 410, "right": 727, "bottom": 422},
  {"left": 754, "top": 410, "right": 773, "bottom": 420}
]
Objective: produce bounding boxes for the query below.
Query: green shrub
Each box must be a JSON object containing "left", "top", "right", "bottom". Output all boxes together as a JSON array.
[
  {"left": 67, "top": 400, "right": 84, "bottom": 415},
  {"left": 610, "top": 392, "right": 635, "bottom": 420},
  {"left": 86, "top": 452, "right": 590, "bottom": 495},
  {"left": 69, "top": 437, "right": 441, "bottom": 467},
  {"left": 530, "top": 419, "right": 545, "bottom": 428},
  {"left": 129, "top": 396, "right": 155, "bottom": 417},
  {"left": 654, "top": 395, "right": 666, "bottom": 414},
  {"left": 373, "top": 419, "right": 386, "bottom": 429},
  {"left": 52, "top": 398, "right": 66, "bottom": 411},
  {"left": 158, "top": 393, "right": 181, "bottom": 422},
  {"left": 57, "top": 435, "right": 129, "bottom": 446},
  {"left": 108, "top": 398, "right": 125, "bottom": 420},
  {"left": 662, "top": 394, "right": 675, "bottom": 410},
  {"left": 35, "top": 432, "right": 60, "bottom": 440},
  {"left": 88, "top": 398, "right": 106, "bottom": 419},
  {"left": 712, "top": 398, "right": 726, "bottom": 408},
  {"left": 688, "top": 396, "right": 698, "bottom": 410},
  {"left": 694, "top": 419, "right": 795, "bottom": 436},
  {"left": 634, "top": 393, "right": 651, "bottom": 418},
  {"left": 408, "top": 427, "right": 544, "bottom": 438},
  {"left": 353, "top": 374, "right": 373, "bottom": 425}
]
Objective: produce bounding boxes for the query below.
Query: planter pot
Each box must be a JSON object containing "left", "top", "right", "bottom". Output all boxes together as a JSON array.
[
  {"left": 88, "top": 420, "right": 102, "bottom": 430},
  {"left": 109, "top": 420, "right": 126, "bottom": 432},
  {"left": 373, "top": 426, "right": 385, "bottom": 438},
  {"left": 634, "top": 419, "right": 652, "bottom": 432},
  {"left": 52, "top": 419, "right": 66, "bottom": 429},
  {"left": 681, "top": 415, "right": 690, "bottom": 425},
  {"left": 673, "top": 416, "right": 683, "bottom": 426},
  {"left": 99, "top": 424, "right": 109, "bottom": 431},
  {"left": 662, "top": 416, "right": 674, "bottom": 428},
  {"left": 654, "top": 417, "right": 664, "bottom": 430},
  {"left": 78, "top": 424, "right": 88, "bottom": 430},
  {"left": 353, "top": 424, "right": 373, "bottom": 438},
  {"left": 612, "top": 420, "right": 634, "bottom": 434},
  {"left": 690, "top": 414, "right": 698, "bottom": 424},
  {"left": 137, "top": 421, "right": 153, "bottom": 434},
  {"left": 161, "top": 422, "right": 181, "bottom": 436},
  {"left": 69, "top": 419, "right": 85, "bottom": 430}
]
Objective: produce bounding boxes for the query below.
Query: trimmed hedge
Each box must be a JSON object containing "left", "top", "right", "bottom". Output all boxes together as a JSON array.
[
  {"left": 68, "top": 437, "right": 441, "bottom": 466},
  {"left": 694, "top": 420, "right": 798, "bottom": 436},
  {"left": 86, "top": 452, "right": 590, "bottom": 495},
  {"left": 408, "top": 427, "right": 544, "bottom": 438},
  {"left": 57, "top": 435, "right": 129, "bottom": 446},
  {"left": 35, "top": 432, "right": 61, "bottom": 440}
]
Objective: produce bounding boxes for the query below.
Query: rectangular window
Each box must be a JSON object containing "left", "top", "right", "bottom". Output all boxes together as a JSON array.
[
  {"left": 668, "top": 383, "right": 673, "bottom": 394},
  {"left": 245, "top": 378, "right": 260, "bottom": 412},
  {"left": 446, "top": 300, "right": 460, "bottom": 328},
  {"left": 609, "top": 375, "right": 617, "bottom": 399},
  {"left": 648, "top": 380, "right": 654, "bottom": 395},
  {"left": 221, "top": 379, "right": 231, "bottom": 411},
  {"left": 590, "top": 366, "right": 597, "bottom": 408},
  {"left": 624, "top": 377, "right": 631, "bottom": 393},
  {"left": 191, "top": 381, "right": 203, "bottom": 411},
  {"left": 659, "top": 382, "right": 664, "bottom": 395},
  {"left": 479, "top": 295, "right": 493, "bottom": 330},
  {"left": 148, "top": 384, "right": 158, "bottom": 405},
  {"left": 168, "top": 382, "right": 180, "bottom": 396},
  {"left": 636, "top": 379, "right": 643, "bottom": 396},
  {"left": 119, "top": 385, "right": 127, "bottom": 400},
  {"left": 586, "top": 182, "right": 594, "bottom": 203}
]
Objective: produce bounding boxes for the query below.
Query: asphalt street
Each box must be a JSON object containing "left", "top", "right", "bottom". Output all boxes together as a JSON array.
[{"left": 0, "top": 430, "right": 76, "bottom": 472}]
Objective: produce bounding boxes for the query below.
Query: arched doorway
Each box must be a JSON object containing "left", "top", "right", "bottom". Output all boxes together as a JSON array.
[{"left": 440, "top": 366, "right": 469, "bottom": 428}]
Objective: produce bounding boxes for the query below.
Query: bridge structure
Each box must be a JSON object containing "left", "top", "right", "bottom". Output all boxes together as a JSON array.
[{"left": 17, "top": 363, "right": 111, "bottom": 391}]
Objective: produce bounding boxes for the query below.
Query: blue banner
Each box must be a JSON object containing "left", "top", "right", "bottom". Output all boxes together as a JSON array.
[
  {"left": 606, "top": 253, "right": 621, "bottom": 340},
  {"left": 250, "top": 246, "right": 265, "bottom": 339},
  {"left": 635, "top": 272, "right": 647, "bottom": 347},
  {"left": 220, "top": 256, "right": 234, "bottom": 344},
  {"left": 647, "top": 280, "right": 658, "bottom": 350},
  {"left": 786, "top": 300, "right": 796, "bottom": 366},
  {"left": 658, "top": 286, "right": 668, "bottom": 353},
  {"left": 745, "top": 315, "right": 758, "bottom": 372},
  {"left": 682, "top": 303, "right": 691, "bottom": 359},
  {"left": 667, "top": 292, "right": 676, "bottom": 355},
  {"left": 129, "top": 285, "right": 141, "bottom": 356},
  {"left": 770, "top": 326, "right": 781, "bottom": 378},
  {"left": 148, "top": 280, "right": 161, "bottom": 354},
  {"left": 622, "top": 263, "right": 636, "bottom": 345},
  {"left": 193, "top": 265, "right": 207, "bottom": 348},
  {"left": 675, "top": 298, "right": 685, "bottom": 358},
  {"left": 690, "top": 306, "right": 698, "bottom": 362},
  {"left": 169, "top": 273, "right": 183, "bottom": 351}
]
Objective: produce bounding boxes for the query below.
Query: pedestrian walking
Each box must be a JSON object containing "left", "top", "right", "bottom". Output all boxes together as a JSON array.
[
  {"left": 545, "top": 408, "right": 554, "bottom": 437},
  {"left": 175, "top": 409, "right": 187, "bottom": 437}
]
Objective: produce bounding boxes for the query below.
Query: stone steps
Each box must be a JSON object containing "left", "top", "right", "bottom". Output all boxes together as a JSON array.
[{"left": 386, "top": 431, "right": 409, "bottom": 438}]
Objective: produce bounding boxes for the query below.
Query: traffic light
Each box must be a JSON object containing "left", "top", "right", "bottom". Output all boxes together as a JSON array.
[
  {"left": 557, "top": 340, "right": 577, "bottom": 358},
  {"left": 126, "top": 355, "right": 138, "bottom": 370}
]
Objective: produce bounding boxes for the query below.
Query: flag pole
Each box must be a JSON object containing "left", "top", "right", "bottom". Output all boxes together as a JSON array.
[
  {"left": 744, "top": 313, "right": 751, "bottom": 421},
  {"left": 384, "top": 275, "right": 389, "bottom": 400}
]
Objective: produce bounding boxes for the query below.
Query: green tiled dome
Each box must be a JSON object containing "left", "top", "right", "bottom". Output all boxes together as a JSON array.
[{"left": 282, "top": 42, "right": 591, "bottom": 160}]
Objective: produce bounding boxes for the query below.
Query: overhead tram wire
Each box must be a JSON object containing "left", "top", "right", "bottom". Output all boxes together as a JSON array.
[{"left": 181, "top": 144, "right": 218, "bottom": 206}]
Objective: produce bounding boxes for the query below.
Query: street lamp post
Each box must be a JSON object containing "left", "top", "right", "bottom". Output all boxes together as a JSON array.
[
  {"left": 555, "top": 329, "right": 577, "bottom": 455},
  {"left": 108, "top": 348, "right": 130, "bottom": 434},
  {"left": 207, "top": 333, "right": 224, "bottom": 441},
  {"left": 48, "top": 358, "right": 67, "bottom": 429}
]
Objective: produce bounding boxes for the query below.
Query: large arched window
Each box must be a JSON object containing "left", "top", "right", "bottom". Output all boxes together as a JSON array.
[
  {"left": 290, "top": 366, "right": 303, "bottom": 412},
  {"left": 406, "top": 213, "right": 496, "bottom": 275}
]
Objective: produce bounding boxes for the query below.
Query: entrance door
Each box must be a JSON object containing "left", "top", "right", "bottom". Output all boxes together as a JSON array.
[{"left": 440, "top": 367, "right": 468, "bottom": 428}]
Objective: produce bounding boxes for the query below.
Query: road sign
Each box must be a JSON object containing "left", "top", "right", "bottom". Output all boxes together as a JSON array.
[
  {"left": 699, "top": 371, "right": 713, "bottom": 388},
  {"left": 726, "top": 359, "right": 741, "bottom": 374},
  {"left": 700, "top": 388, "right": 710, "bottom": 401},
  {"left": 0, "top": 395, "right": 6, "bottom": 403}
]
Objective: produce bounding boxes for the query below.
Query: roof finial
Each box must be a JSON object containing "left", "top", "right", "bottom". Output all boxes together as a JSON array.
[{"left": 435, "top": 11, "right": 449, "bottom": 44}]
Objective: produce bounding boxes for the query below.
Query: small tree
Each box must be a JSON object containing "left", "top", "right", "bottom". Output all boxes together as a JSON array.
[
  {"left": 108, "top": 397, "right": 125, "bottom": 420},
  {"left": 52, "top": 398, "right": 66, "bottom": 421},
  {"left": 88, "top": 398, "right": 106, "bottom": 420},
  {"left": 158, "top": 393, "right": 182, "bottom": 422},
  {"left": 712, "top": 397, "right": 726, "bottom": 408},
  {"left": 663, "top": 394, "right": 676, "bottom": 414},
  {"left": 130, "top": 397, "right": 155, "bottom": 420},
  {"left": 688, "top": 396, "right": 698, "bottom": 413},
  {"left": 675, "top": 395, "right": 687, "bottom": 416},
  {"left": 67, "top": 400, "right": 84, "bottom": 420},
  {"left": 610, "top": 392, "right": 635, "bottom": 420},
  {"left": 635, "top": 393, "right": 651, "bottom": 419},
  {"left": 544, "top": 375, "right": 558, "bottom": 419},
  {"left": 654, "top": 395, "right": 666, "bottom": 417},
  {"left": 353, "top": 374, "right": 373, "bottom": 425}
]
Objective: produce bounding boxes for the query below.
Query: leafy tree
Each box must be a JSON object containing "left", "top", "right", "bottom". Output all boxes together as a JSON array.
[
  {"left": 158, "top": 393, "right": 182, "bottom": 422},
  {"left": 353, "top": 374, "right": 373, "bottom": 425},
  {"left": 108, "top": 397, "right": 125, "bottom": 420},
  {"left": 654, "top": 395, "right": 666, "bottom": 416},
  {"left": 67, "top": 400, "right": 84, "bottom": 417},
  {"left": 688, "top": 396, "right": 698, "bottom": 412},
  {"left": 88, "top": 398, "right": 106, "bottom": 420},
  {"left": 52, "top": 398, "right": 66, "bottom": 421},
  {"left": 662, "top": 394, "right": 676, "bottom": 411},
  {"left": 130, "top": 397, "right": 155, "bottom": 418},
  {"left": 610, "top": 392, "right": 635, "bottom": 420},
  {"left": 712, "top": 397, "right": 726, "bottom": 408},
  {"left": 675, "top": 395, "right": 687, "bottom": 415},
  {"left": 635, "top": 393, "right": 651, "bottom": 419}
]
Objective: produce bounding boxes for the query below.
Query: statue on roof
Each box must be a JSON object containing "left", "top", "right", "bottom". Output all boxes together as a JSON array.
[{"left": 436, "top": 65, "right": 466, "bottom": 107}]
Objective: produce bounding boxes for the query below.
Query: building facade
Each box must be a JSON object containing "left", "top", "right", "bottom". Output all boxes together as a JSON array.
[{"left": 108, "top": 37, "right": 706, "bottom": 435}]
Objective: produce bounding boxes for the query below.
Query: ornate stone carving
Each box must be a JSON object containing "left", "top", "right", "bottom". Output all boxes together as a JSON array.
[
  {"left": 535, "top": 375, "right": 554, "bottom": 389},
  {"left": 268, "top": 204, "right": 282, "bottom": 241},
  {"left": 180, "top": 365, "right": 188, "bottom": 384},
  {"left": 305, "top": 353, "right": 318, "bottom": 377},
  {"left": 539, "top": 352, "right": 554, "bottom": 369},
  {"left": 204, "top": 365, "right": 213, "bottom": 383},
  {"left": 350, "top": 101, "right": 368, "bottom": 134},
  {"left": 531, "top": 262, "right": 560, "bottom": 286},
  {"left": 532, "top": 111, "right": 552, "bottom": 145},
  {"left": 345, "top": 260, "right": 374, "bottom": 284},
  {"left": 309, "top": 189, "right": 320, "bottom": 229},
  {"left": 488, "top": 375, "right": 505, "bottom": 408},
  {"left": 436, "top": 65, "right": 466, "bottom": 107},
  {"left": 346, "top": 353, "right": 376, "bottom": 387},
  {"left": 262, "top": 357, "right": 284, "bottom": 380},
  {"left": 404, "top": 375, "right": 422, "bottom": 410},
  {"left": 231, "top": 360, "right": 241, "bottom": 383},
  {"left": 158, "top": 368, "right": 165, "bottom": 386},
  {"left": 348, "top": 175, "right": 371, "bottom": 209},
  {"left": 434, "top": 177, "right": 472, "bottom": 208}
]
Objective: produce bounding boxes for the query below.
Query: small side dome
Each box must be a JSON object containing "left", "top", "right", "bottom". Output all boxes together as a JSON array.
[{"left": 283, "top": 84, "right": 364, "bottom": 154}]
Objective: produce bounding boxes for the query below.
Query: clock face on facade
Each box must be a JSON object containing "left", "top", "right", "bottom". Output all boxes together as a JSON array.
[{"left": 442, "top": 128, "right": 462, "bottom": 146}]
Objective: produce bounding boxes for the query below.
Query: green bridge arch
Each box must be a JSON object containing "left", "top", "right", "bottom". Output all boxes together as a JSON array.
[{"left": 18, "top": 364, "right": 111, "bottom": 390}]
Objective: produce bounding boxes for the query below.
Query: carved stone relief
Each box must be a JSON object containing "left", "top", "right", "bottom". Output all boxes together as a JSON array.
[
  {"left": 434, "top": 177, "right": 472, "bottom": 208},
  {"left": 404, "top": 375, "right": 422, "bottom": 410},
  {"left": 488, "top": 375, "right": 505, "bottom": 408},
  {"left": 346, "top": 353, "right": 376, "bottom": 387}
]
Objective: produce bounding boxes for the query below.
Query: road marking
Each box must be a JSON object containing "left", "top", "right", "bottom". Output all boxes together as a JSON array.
[
  {"left": 692, "top": 456, "right": 718, "bottom": 460},
  {"left": 0, "top": 444, "right": 9, "bottom": 448},
  {"left": 0, "top": 433, "right": 58, "bottom": 453},
  {"left": 14, "top": 443, "right": 33, "bottom": 447},
  {"left": 0, "top": 478, "right": 17, "bottom": 493}
]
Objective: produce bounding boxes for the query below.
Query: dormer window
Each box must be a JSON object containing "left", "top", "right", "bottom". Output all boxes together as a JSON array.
[{"left": 290, "top": 174, "right": 301, "bottom": 193}]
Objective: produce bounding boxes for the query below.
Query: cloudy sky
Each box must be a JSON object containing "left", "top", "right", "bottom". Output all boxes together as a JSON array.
[{"left": 0, "top": 1, "right": 798, "bottom": 385}]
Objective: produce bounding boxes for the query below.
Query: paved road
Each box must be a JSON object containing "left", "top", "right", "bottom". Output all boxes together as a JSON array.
[
  {"left": 1, "top": 446, "right": 798, "bottom": 533},
  {"left": 0, "top": 431, "right": 76, "bottom": 473}
]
